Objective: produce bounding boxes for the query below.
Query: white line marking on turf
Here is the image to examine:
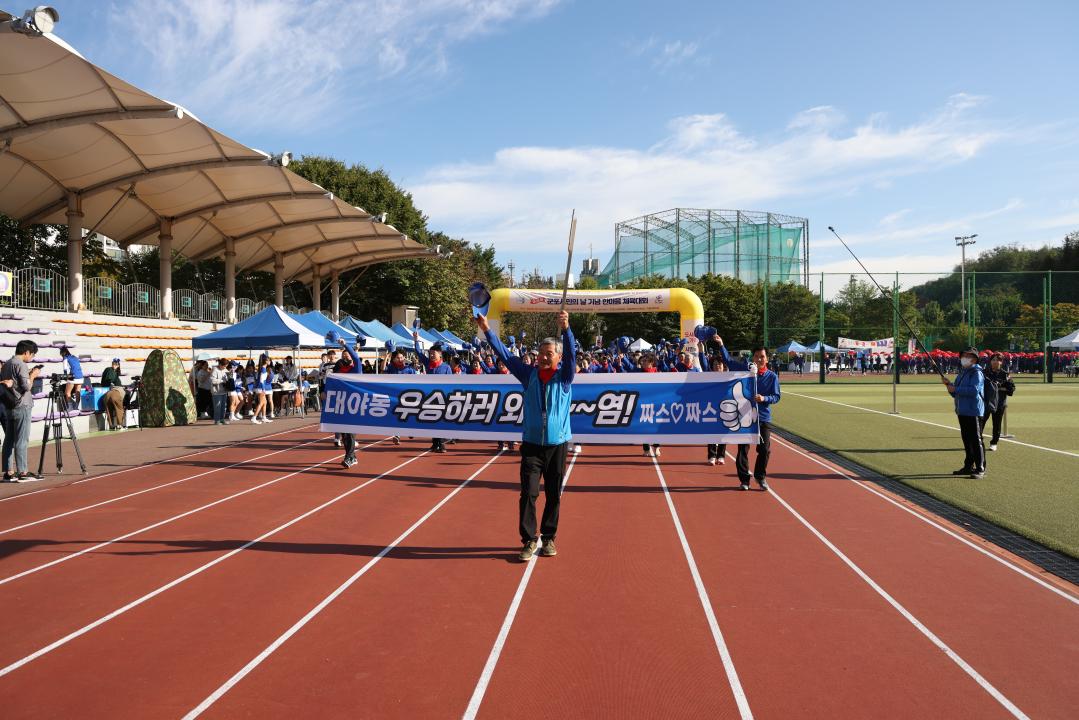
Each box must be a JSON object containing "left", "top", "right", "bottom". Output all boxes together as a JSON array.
[
  {"left": 652, "top": 455, "right": 754, "bottom": 720},
  {"left": 0, "top": 438, "right": 385, "bottom": 587},
  {"left": 461, "top": 452, "right": 579, "bottom": 720},
  {"left": 772, "top": 437, "right": 1079, "bottom": 606},
  {"left": 0, "top": 433, "right": 335, "bottom": 536},
  {"left": 185, "top": 450, "right": 508, "bottom": 720},
  {"left": 0, "top": 488, "right": 52, "bottom": 503},
  {"left": 0, "top": 448, "right": 429, "bottom": 679},
  {"left": 786, "top": 391, "right": 1079, "bottom": 459},
  {"left": 762, "top": 481, "right": 1030, "bottom": 720}
]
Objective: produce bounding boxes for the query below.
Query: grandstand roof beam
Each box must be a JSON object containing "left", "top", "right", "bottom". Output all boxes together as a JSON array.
[
  {"left": 19, "top": 156, "right": 285, "bottom": 225},
  {"left": 0, "top": 107, "right": 185, "bottom": 145},
  {"left": 188, "top": 216, "right": 391, "bottom": 262},
  {"left": 115, "top": 189, "right": 334, "bottom": 248}
]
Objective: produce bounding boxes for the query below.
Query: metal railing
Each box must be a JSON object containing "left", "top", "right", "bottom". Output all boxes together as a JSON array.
[{"left": 0, "top": 270, "right": 308, "bottom": 324}]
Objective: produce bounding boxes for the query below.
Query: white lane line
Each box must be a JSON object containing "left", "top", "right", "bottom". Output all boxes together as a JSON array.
[
  {"left": 0, "top": 433, "right": 332, "bottom": 536},
  {"left": 0, "top": 448, "right": 430, "bottom": 679},
  {"left": 0, "top": 438, "right": 386, "bottom": 587},
  {"left": 70, "top": 423, "right": 318, "bottom": 485},
  {"left": 185, "top": 450, "right": 508, "bottom": 720},
  {"left": 772, "top": 437, "right": 1079, "bottom": 606},
  {"left": 461, "top": 452, "right": 579, "bottom": 720},
  {"left": 652, "top": 455, "right": 754, "bottom": 720},
  {"left": 785, "top": 391, "right": 1079, "bottom": 459},
  {"left": 756, "top": 472, "right": 1030, "bottom": 719},
  {"left": 0, "top": 488, "right": 52, "bottom": 503}
]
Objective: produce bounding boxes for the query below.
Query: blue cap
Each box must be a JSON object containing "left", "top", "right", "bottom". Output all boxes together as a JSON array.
[
  {"left": 693, "top": 325, "right": 717, "bottom": 343},
  {"left": 355, "top": 335, "right": 367, "bottom": 348},
  {"left": 326, "top": 330, "right": 341, "bottom": 344},
  {"left": 384, "top": 339, "right": 396, "bottom": 352},
  {"left": 468, "top": 282, "right": 492, "bottom": 317},
  {"left": 111, "top": 357, "right": 121, "bottom": 363}
]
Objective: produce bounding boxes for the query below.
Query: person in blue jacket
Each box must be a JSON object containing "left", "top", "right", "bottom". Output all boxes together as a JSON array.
[
  {"left": 715, "top": 335, "right": 780, "bottom": 491},
  {"left": 334, "top": 337, "right": 366, "bottom": 468},
  {"left": 59, "top": 346, "right": 84, "bottom": 405},
  {"left": 414, "top": 331, "right": 453, "bottom": 453},
  {"left": 381, "top": 344, "right": 415, "bottom": 446},
  {"left": 477, "top": 310, "right": 575, "bottom": 562},
  {"left": 942, "top": 346, "right": 986, "bottom": 478}
]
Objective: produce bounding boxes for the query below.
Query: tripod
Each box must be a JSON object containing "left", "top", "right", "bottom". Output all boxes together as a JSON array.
[{"left": 37, "top": 381, "right": 87, "bottom": 475}]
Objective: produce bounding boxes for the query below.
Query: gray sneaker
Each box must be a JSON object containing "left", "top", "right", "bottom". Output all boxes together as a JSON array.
[
  {"left": 341, "top": 454, "right": 357, "bottom": 469},
  {"left": 518, "top": 540, "right": 538, "bottom": 561},
  {"left": 540, "top": 539, "right": 557, "bottom": 557}
]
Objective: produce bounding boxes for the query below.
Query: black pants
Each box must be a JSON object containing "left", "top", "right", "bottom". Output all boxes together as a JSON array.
[
  {"left": 707, "top": 443, "right": 727, "bottom": 460},
  {"left": 736, "top": 421, "right": 771, "bottom": 483},
  {"left": 342, "top": 433, "right": 355, "bottom": 456},
  {"left": 196, "top": 388, "right": 212, "bottom": 417},
  {"left": 980, "top": 406, "right": 1005, "bottom": 445},
  {"left": 958, "top": 414, "right": 985, "bottom": 472},
  {"left": 519, "top": 441, "right": 568, "bottom": 544}
]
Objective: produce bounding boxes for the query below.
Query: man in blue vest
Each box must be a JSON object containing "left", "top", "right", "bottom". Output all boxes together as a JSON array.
[
  {"left": 476, "top": 310, "right": 575, "bottom": 561},
  {"left": 414, "top": 331, "right": 453, "bottom": 453}
]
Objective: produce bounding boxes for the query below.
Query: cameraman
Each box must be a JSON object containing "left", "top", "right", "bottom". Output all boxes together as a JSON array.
[{"left": 2, "top": 340, "right": 42, "bottom": 482}]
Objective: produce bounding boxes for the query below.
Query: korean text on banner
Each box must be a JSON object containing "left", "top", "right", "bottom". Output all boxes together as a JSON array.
[{"left": 321, "top": 372, "right": 759, "bottom": 445}]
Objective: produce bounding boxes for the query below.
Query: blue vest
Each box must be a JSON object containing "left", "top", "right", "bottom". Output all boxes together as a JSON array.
[{"left": 521, "top": 369, "right": 573, "bottom": 446}]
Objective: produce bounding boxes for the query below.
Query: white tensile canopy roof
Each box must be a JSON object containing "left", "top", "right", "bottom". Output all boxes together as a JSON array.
[{"left": 0, "top": 13, "right": 433, "bottom": 281}]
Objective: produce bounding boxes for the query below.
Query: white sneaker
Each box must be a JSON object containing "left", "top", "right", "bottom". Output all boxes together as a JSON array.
[
  {"left": 654, "top": 447, "right": 661, "bottom": 457},
  {"left": 251, "top": 417, "right": 262, "bottom": 424},
  {"left": 988, "top": 443, "right": 997, "bottom": 451},
  {"left": 269, "top": 411, "right": 275, "bottom": 419},
  {"left": 718, "top": 457, "right": 726, "bottom": 465},
  {"left": 573, "top": 444, "right": 582, "bottom": 454},
  {"left": 643, "top": 447, "right": 653, "bottom": 457},
  {"left": 263, "top": 416, "right": 273, "bottom": 423},
  {"left": 708, "top": 457, "right": 717, "bottom": 465}
]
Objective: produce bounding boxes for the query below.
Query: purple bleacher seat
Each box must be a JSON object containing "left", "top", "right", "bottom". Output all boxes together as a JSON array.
[{"left": 0, "top": 313, "right": 25, "bottom": 321}]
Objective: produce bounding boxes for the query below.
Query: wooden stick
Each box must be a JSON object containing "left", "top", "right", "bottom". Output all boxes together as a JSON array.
[{"left": 560, "top": 210, "right": 577, "bottom": 313}]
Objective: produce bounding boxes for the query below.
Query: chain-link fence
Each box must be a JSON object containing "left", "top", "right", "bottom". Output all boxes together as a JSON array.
[{"left": 764, "top": 270, "right": 1079, "bottom": 384}]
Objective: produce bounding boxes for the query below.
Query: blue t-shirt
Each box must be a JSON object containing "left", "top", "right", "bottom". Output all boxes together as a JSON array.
[{"left": 64, "top": 355, "right": 83, "bottom": 379}]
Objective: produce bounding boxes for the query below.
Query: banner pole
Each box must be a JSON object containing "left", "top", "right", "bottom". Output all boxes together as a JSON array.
[{"left": 560, "top": 211, "right": 577, "bottom": 314}]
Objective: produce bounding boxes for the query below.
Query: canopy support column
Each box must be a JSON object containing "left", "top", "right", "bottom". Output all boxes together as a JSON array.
[
  {"left": 331, "top": 270, "right": 340, "bottom": 321},
  {"left": 66, "top": 193, "right": 84, "bottom": 313},
  {"left": 274, "top": 252, "right": 285, "bottom": 308},
  {"left": 311, "top": 265, "right": 322, "bottom": 313},
  {"left": 224, "top": 236, "right": 236, "bottom": 323},
  {"left": 159, "top": 219, "right": 173, "bottom": 319}
]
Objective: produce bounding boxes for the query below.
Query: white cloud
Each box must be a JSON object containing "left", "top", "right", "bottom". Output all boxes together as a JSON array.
[
  {"left": 105, "top": 0, "right": 560, "bottom": 130},
  {"left": 410, "top": 95, "right": 1005, "bottom": 267}
]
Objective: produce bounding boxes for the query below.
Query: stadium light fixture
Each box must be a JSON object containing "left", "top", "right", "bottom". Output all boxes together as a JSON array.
[
  {"left": 955, "top": 234, "right": 978, "bottom": 327},
  {"left": 4, "top": 5, "right": 59, "bottom": 35}
]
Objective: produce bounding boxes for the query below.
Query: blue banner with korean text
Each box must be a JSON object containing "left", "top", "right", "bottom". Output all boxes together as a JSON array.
[{"left": 321, "top": 372, "right": 759, "bottom": 444}]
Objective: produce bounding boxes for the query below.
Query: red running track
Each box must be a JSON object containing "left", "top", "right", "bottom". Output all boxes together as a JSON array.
[{"left": 0, "top": 430, "right": 1076, "bottom": 719}]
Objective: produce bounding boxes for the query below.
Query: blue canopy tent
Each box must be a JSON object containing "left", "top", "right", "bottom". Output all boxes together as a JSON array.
[
  {"left": 429, "top": 330, "right": 463, "bottom": 350},
  {"left": 338, "top": 318, "right": 396, "bottom": 346},
  {"left": 192, "top": 306, "right": 326, "bottom": 350},
  {"left": 439, "top": 329, "right": 469, "bottom": 347},
  {"left": 805, "top": 341, "right": 839, "bottom": 353},
  {"left": 391, "top": 322, "right": 429, "bottom": 349},
  {"left": 287, "top": 312, "right": 356, "bottom": 346},
  {"left": 775, "top": 340, "right": 808, "bottom": 354}
]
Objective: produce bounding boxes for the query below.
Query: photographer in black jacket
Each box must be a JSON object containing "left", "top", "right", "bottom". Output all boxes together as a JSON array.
[{"left": 981, "top": 352, "right": 1014, "bottom": 452}]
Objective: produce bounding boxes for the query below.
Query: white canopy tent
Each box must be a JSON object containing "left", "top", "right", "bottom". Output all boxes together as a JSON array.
[
  {"left": 0, "top": 9, "right": 437, "bottom": 320},
  {"left": 1049, "top": 329, "right": 1079, "bottom": 349},
  {"left": 628, "top": 338, "right": 653, "bottom": 351}
]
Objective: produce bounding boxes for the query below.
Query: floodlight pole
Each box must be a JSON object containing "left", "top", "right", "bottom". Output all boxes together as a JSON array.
[{"left": 955, "top": 234, "right": 977, "bottom": 327}]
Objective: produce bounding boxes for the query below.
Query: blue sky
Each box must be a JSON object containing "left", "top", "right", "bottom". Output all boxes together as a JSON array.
[{"left": 51, "top": 0, "right": 1079, "bottom": 295}]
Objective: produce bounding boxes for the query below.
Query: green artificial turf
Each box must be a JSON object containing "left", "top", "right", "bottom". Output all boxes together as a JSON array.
[{"left": 772, "top": 382, "right": 1079, "bottom": 558}]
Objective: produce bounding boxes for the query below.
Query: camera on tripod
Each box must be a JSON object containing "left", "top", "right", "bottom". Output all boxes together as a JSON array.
[{"left": 49, "top": 372, "right": 74, "bottom": 386}]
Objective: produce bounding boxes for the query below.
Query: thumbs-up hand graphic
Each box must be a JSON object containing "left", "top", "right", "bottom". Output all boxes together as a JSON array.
[{"left": 720, "top": 380, "right": 756, "bottom": 431}]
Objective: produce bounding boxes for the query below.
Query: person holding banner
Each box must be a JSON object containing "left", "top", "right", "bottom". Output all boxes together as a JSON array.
[
  {"left": 334, "top": 337, "right": 365, "bottom": 469},
  {"left": 716, "top": 337, "right": 780, "bottom": 491},
  {"left": 413, "top": 332, "right": 453, "bottom": 453},
  {"left": 476, "top": 310, "right": 576, "bottom": 562}
]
